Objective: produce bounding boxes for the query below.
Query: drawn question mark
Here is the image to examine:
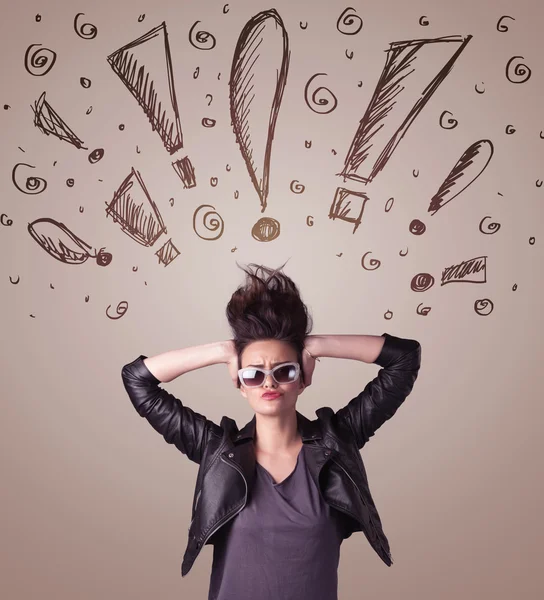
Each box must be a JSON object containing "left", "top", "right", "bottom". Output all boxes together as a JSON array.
[{"left": 206, "top": 94, "right": 213, "bottom": 106}]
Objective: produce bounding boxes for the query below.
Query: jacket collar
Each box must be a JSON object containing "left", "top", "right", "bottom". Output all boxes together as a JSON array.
[{"left": 232, "top": 410, "right": 323, "bottom": 443}]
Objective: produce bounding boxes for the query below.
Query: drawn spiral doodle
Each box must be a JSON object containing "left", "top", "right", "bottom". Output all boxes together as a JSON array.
[
  {"left": 419, "top": 16, "right": 430, "bottom": 26},
  {"left": 24, "top": 44, "right": 57, "bottom": 76},
  {"left": 497, "top": 15, "right": 515, "bottom": 32},
  {"left": 479, "top": 216, "right": 501, "bottom": 234},
  {"left": 88, "top": 148, "right": 104, "bottom": 164},
  {"left": 106, "top": 301, "right": 128, "bottom": 320},
  {"left": 336, "top": 7, "right": 363, "bottom": 35},
  {"left": 12, "top": 163, "right": 47, "bottom": 194},
  {"left": 193, "top": 204, "right": 224, "bottom": 240},
  {"left": 439, "top": 110, "right": 458, "bottom": 129},
  {"left": 304, "top": 73, "right": 338, "bottom": 114},
  {"left": 505, "top": 124, "right": 515, "bottom": 134},
  {"left": 409, "top": 219, "right": 426, "bottom": 235},
  {"left": 290, "top": 180, "right": 305, "bottom": 194},
  {"left": 80, "top": 77, "right": 91, "bottom": 88},
  {"left": 189, "top": 21, "right": 217, "bottom": 50},
  {"left": 361, "top": 252, "right": 380, "bottom": 271},
  {"left": 474, "top": 298, "right": 493, "bottom": 316},
  {"left": 202, "top": 117, "right": 216, "bottom": 127},
  {"left": 74, "top": 13, "right": 98, "bottom": 39},
  {"left": 1, "top": 214, "right": 14, "bottom": 226},
  {"left": 505, "top": 56, "right": 531, "bottom": 84},
  {"left": 410, "top": 273, "right": 434, "bottom": 292}
]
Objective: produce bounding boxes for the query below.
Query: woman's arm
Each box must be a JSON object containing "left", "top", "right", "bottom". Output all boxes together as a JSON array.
[
  {"left": 143, "top": 340, "right": 233, "bottom": 383},
  {"left": 305, "top": 334, "right": 386, "bottom": 364}
]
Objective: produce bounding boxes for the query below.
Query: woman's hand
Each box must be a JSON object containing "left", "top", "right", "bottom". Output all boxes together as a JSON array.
[{"left": 301, "top": 338, "right": 319, "bottom": 388}]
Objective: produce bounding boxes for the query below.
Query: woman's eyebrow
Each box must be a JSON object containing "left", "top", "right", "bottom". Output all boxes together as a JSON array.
[{"left": 247, "top": 361, "right": 288, "bottom": 367}]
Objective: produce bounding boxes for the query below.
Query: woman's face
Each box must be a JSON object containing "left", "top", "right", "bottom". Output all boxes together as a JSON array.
[{"left": 238, "top": 339, "right": 305, "bottom": 415}]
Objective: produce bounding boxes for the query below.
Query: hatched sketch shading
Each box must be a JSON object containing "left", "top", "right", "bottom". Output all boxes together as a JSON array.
[
  {"left": 154, "top": 238, "right": 180, "bottom": 266},
  {"left": 107, "top": 22, "right": 183, "bottom": 154},
  {"left": 229, "top": 9, "right": 290, "bottom": 212},
  {"left": 31, "top": 92, "right": 87, "bottom": 149},
  {"left": 105, "top": 167, "right": 167, "bottom": 246},
  {"left": 172, "top": 156, "right": 196, "bottom": 188},
  {"left": 339, "top": 35, "right": 472, "bottom": 184},
  {"left": 27, "top": 217, "right": 112, "bottom": 266}
]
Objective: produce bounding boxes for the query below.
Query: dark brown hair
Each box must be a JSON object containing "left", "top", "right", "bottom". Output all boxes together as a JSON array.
[{"left": 226, "top": 259, "right": 314, "bottom": 388}]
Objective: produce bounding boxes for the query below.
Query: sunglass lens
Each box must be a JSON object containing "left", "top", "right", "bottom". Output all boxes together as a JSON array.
[
  {"left": 241, "top": 369, "right": 264, "bottom": 387},
  {"left": 274, "top": 365, "right": 297, "bottom": 383}
]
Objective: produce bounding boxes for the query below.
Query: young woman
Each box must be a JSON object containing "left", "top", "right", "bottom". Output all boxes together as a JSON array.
[{"left": 121, "top": 261, "right": 422, "bottom": 600}]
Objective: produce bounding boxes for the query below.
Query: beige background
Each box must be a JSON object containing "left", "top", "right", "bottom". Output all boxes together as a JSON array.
[{"left": 1, "top": 0, "right": 543, "bottom": 598}]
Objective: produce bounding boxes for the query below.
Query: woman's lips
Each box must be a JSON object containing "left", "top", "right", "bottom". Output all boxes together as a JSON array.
[{"left": 262, "top": 392, "right": 282, "bottom": 399}]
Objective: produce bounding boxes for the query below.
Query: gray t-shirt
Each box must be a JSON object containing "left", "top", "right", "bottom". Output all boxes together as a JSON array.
[{"left": 208, "top": 444, "right": 351, "bottom": 600}]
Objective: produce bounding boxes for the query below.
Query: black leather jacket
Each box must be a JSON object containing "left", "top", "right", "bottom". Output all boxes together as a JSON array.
[{"left": 121, "top": 332, "right": 421, "bottom": 578}]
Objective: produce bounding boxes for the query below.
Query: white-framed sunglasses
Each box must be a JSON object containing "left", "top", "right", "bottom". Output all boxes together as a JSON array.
[{"left": 238, "top": 362, "right": 301, "bottom": 388}]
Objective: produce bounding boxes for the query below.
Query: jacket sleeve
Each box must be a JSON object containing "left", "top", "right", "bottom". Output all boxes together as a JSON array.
[
  {"left": 334, "top": 333, "right": 421, "bottom": 449},
  {"left": 121, "top": 354, "right": 221, "bottom": 465}
]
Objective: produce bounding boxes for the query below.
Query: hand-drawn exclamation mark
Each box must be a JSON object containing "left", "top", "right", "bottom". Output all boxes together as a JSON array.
[{"left": 330, "top": 34, "right": 472, "bottom": 233}]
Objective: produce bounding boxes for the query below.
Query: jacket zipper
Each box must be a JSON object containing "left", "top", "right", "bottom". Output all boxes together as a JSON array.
[
  {"left": 329, "top": 454, "right": 392, "bottom": 561},
  {"left": 196, "top": 455, "right": 248, "bottom": 549}
]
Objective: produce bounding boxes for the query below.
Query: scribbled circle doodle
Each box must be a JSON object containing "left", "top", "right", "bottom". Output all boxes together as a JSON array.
[
  {"left": 479, "top": 216, "right": 500, "bottom": 234},
  {"left": 304, "top": 73, "right": 338, "bottom": 114},
  {"left": 306, "top": 215, "right": 314, "bottom": 226},
  {"left": 290, "top": 180, "right": 305, "bottom": 194},
  {"left": 1, "top": 214, "right": 13, "bottom": 226},
  {"left": 88, "top": 148, "right": 104, "bottom": 164},
  {"left": 497, "top": 15, "right": 515, "bottom": 32},
  {"left": 226, "top": 164, "right": 231, "bottom": 171},
  {"left": 300, "top": 21, "right": 308, "bottom": 30},
  {"left": 361, "top": 252, "right": 380, "bottom": 271},
  {"left": 505, "top": 56, "right": 531, "bottom": 84},
  {"left": 305, "top": 140, "right": 312, "bottom": 148},
  {"left": 529, "top": 236, "right": 535, "bottom": 245},
  {"left": 35, "top": 14, "right": 41, "bottom": 22},
  {"left": 234, "top": 190, "right": 239, "bottom": 199},
  {"left": 409, "top": 219, "right": 426, "bottom": 235},
  {"left": 74, "top": 13, "right": 98, "bottom": 39},
  {"left": 193, "top": 204, "right": 224, "bottom": 240},
  {"left": 118, "top": 123, "right": 125, "bottom": 130},
  {"left": 85, "top": 106, "right": 92, "bottom": 115},
  {"left": 189, "top": 21, "right": 217, "bottom": 50},
  {"left": 419, "top": 16, "right": 429, "bottom": 26},
  {"left": 80, "top": 77, "right": 91, "bottom": 88},
  {"left": 251, "top": 217, "right": 280, "bottom": 242},
  {"left": 357, "top": 81, "right": 363, "bottom": 87},
  {"left": 66, "top": 178, "right": 75, "bottom": 187},
  {"left": 439, "top": 110, "right": 458, "bottom": 129},
  {"left": 202, "top": 117, "right": 216, "bottom": 127},
  {"left": 138, "top": 14, "right": 145, "bottom": 22},
  {"left": 399, "top": 248, "right": 408, "bottom": 257},
  {"left": 474, "top": 298, "right": 493, "bottom": 316},
  {"left": 536, "top": 180, "right": 542, "bottom": 188},
  {"left": 24, "top": 44, "right": 57, "bottom": 76},
  {"left": 336, "top": 7, "right": 363, "bottom": 35},
  {"left": 512, "top": 283, "right": 517, "bottom": 291},
  {"left": 3, "top": 104, "right": 10, "bottom": 110},
  {"left": 505, "top": 124, "right": 516, "bottom": 134},
  {"left": 413, "top": 169, "right": 419, "bottom": 177},
  {"left": 169, "top": 197, "right": 175, "bottom": 206},
  {"left": 411, "top": 273, "right": 434, "bottom": 292},
  {"left": 416, "top": 303, "right": 431, "bottom": 316},
  {"left": 345, "top": 49, "right": 354, "bottom": 60},
  {"left": 12, "top": 163, "right": 47, "bottom": 195},
  {"left": 106, "top": 301, "right": 128, "bottom": 320},
  {"left": 385, "top": 197, "right": 394, "bottom": 212},
  {"left": 384, "top": 310, "right": 393, "bottom": 321},
  {"left": 210, "top": 177, "right": 218, "bottom": 187}
]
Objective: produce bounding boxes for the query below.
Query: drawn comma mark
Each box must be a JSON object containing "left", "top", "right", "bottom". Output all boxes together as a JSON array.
[
  {"left": 35, "top": 14, "right": 41, "bottom": 22},
  {"left": 86, "top": 105, "right": 92, "bottom": 115},
  {"left": 413, "top": 169, "right": 419, "bottom": 177},
  {"left": 9, "top": 275, "right": 20, "bottom": 284},
  {"left": 475, "top": 82, "right": 485, "bottom": 94},
  {"left": 336, "top": 7, "right": 363, "bottom": 35},
  {"left": 300, "top": 21, "right": 308, "bottom": 30},
  {"left": 540, "top": 131, "right": 544, "bottom": 139},
  {"left": 132, "top": 266, "right": 138, "bottom": 272},
  {"left": 138, "top": 14, "right": 145, "bottom": 22},
  {"left": 529, "top": 237, "right": 535, "bottom": 245},
  {"left": 357, "top": 81, "right": 363, "bottom": 87},
  {"left": 479, "top": 216, "right": 501, "bottom": 234},
  {"left": 331, "top": 149, "right": 337, "bottom": 155},
  {"left": 136, "top": 145, "right": 140, "bottom": 154},
  {"left": 305, "top": 140, "right": 312, "bottom": 148},
  {"left": 439, "top": 110, "right": 458, "bottom": 129},
  {"left": 223, "top": 4, "right": 229, "bottom": 14},
  {"left": 361, "top": 252, "right": 381, "bottom": 271},
  {"left": 505, "top": 124, "right": 516, "bottom": 134},
  {"left": 290, "top": 180, "right": 305, "bottom": 194},
  {"left": 419, "top": 16, "right": 430, "bottom": 26},
  {"left": 210, "top": 177, "right": 218, "bottom": 187},
  {"left": 206, "top": 94, "right": 213, "bottom": 106},
  {"left": 218, "top": 72, "right": 221, "bottom": 80},
  {"left": 1, "top": 213, "right": 14, "bottom": 226},
  {"left": 417, "top": 303, "right": 432, "bottom": 316},
  {"left": 497, "top": 15, "right": 515, "bottom": 32},
  {"left": 24, "top": 43, "right": 57, "bottom": 76},
  {"left": 536, "top": 180, "right": 543, "bottom": 188},
  {"left": 79, "top": 206, "right": 84, "bottom": 213},
  {"left": 12, "top": 163, "right": 47, "bottom": 194},
  {"left": 80, "top": 77, "right": 91, "bottom": 88},
  {"left": 106, "top": 301, "right": 128, "bottom": 320},
  {"left": 512, "top": 283, "right": 517, "bottom": 291},
  {"left": 74, "top": 13, "right": 98, "bottom": 39},
  {"left": 234, "top": 190, "right": 239, "bottom": 199},
  {"left": 4, "top": 104, "right": 10, "bottom": 109},
  {"left": 399, "top": 248, "right": 408, "bottom": 256},
  {"left": 226, "top": 164, "right": 231, "bottom": 171},
  {"left": 189, "top": 21, "right": 217, "bottom": 50},
  {"left": 306, "top": 215, "right": 314, "bottom": 226},
  {"left": 169, "top": 198, "right": 175, "bottom": 206},
  {"left": 193, "top": 67, "right": 200, "bottom": 79},
  {"left": 230, "top": 246, "right": 237, "bottom": 252},
  {"left": 505, "top": 56, "right": 531, "bottom": 84},
  {"left": 345, "top": 49, "right": 354, "bottom": 60}
]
